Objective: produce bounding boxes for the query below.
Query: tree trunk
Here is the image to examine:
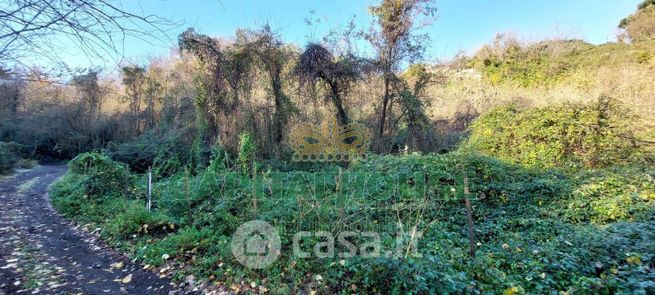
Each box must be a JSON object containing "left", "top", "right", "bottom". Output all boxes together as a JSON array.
[
  {"left": 271, "top": 76, "right": 287, "bottom": 144},
  {"left": 378, "top": 77, "right": 390, "bottom": 136},
  {"left": 328, "top": 80, "right": 349, "bottom": 125}
]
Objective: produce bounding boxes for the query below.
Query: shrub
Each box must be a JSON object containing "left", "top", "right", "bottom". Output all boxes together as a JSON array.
[
  {"left": 237, "top": 132, "right": 256, "bottom": 174},
  {"left": 51, "top": 152, "right": 135, "bottom": 225},
  {"left": 106, "top": 128, "right": 193, "bottom": 175},
  {"left": 0, "top": 141, "right": 25, "bottom": 174},
  {"left": 466, "top": 97, "right": 640, "bottom": 169},
  {"left": 66, "top": 152, "right": 133, "bottom": 200}
]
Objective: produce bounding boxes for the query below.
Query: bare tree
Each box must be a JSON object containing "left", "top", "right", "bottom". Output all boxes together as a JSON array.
[
  {"left": 121, "top": 65, "right": 145, "bottom": 134},
  {"left": 362, "top": 0, "right": 436, "bottom": 139},
  {"left": 0, "top": 0, "right": 180, "bottom": 64},
  {"left": 71, "top": 69, "right": 104, "bottom": 120}
]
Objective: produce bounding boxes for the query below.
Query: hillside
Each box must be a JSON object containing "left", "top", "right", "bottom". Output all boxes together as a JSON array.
[{"left": 426, "top": 38, "right": 655, "bottom": 145}]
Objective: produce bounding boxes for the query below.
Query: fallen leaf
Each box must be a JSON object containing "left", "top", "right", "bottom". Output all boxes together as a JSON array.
[
  {"left": 626, "top": 256, "right": 642, "bottom": 265},
  {"left": 503, "top": 286, "right": 519, "bottom": 295},
  {"left": 121, "top": 274, "right": 132, "bottom": 284}
]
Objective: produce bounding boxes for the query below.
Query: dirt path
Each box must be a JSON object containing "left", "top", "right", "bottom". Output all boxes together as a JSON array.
[{"left": 0, "top": 166, "right": 184, "bottom": 294}]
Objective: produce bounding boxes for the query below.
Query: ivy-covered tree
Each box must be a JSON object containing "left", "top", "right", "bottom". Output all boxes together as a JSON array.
[
  {"left": 247, "top": 26, "right": 296, "bottom": 146},
  {"left": 297, "top": 43, "right": 363, "bottom": 125},
  {"left": 178, "top": 28, "right": 254, "bottom": 151},
  {"left": 396, "top": 64, "right": 442, "bottom": 151},
  {"left": 363, "top": 0, "right": 436, "bottom": 140}
]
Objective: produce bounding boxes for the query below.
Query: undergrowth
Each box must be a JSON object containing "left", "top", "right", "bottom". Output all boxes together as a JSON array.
[{"left": 50, "top": 147, "right": 655, "bottom": 294}]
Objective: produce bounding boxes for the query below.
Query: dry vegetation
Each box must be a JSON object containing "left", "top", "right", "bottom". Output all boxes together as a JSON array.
[{"left": 429, "top": 37, "right": 655, "bottom": 141}]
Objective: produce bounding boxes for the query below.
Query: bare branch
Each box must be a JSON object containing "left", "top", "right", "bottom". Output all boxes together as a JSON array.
[{"left": 0, "top": 0, "right": 182, "bottom": 66}]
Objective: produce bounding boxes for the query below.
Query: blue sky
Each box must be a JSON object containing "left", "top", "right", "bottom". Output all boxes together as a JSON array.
[{"left": 55, "top": 0, "right": 642, "bottom": 69}]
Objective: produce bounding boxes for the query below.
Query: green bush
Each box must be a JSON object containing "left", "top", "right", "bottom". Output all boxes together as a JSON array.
[
  {"left": 106, "top": 128, "right": 193, "bottom": 175},
  {"left": 0, "top": 141, "right": 25, "bottom": 174},
  {"left": 51, "top": 152, "right": 136, "bottom": 224},
  {"left": 237, "top": 132, "right": 256, "bottom": 174},
  {"left": 466, "top": 97, "right": 641, "bottom": 169},
  {"left": 67, "top": 152, "right": 133, "bottom": 200}
]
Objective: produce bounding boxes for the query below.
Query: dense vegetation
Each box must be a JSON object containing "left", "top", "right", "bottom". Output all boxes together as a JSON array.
[
  {"left": 466, "top": 96, "right": 651, "bottom": 170},
  {"left": 3, "top": 0, "right": 655, "bottom": 293},
  {"left": 0, "top": 141, "right": 36, "bottom": 174},
  {"left": 50, "top": 98, "right": 655, "bottom": 293}
]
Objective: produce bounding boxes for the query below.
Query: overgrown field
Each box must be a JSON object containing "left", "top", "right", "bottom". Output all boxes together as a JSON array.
[{"left": 50, "top": 99, "right": 655, "bottom": 294}]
